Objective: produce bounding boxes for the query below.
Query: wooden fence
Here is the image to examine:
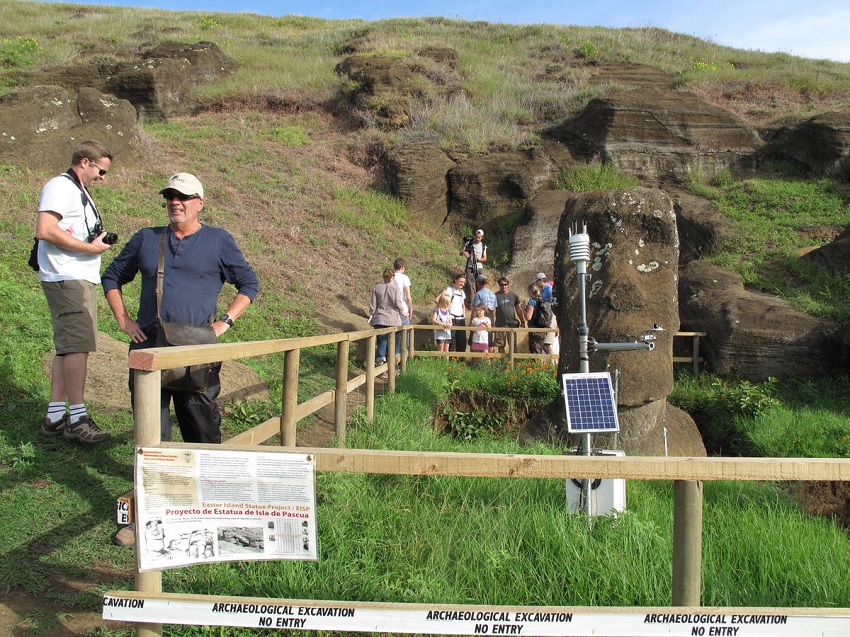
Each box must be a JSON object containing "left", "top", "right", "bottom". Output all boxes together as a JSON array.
[{"left": 110, "top": 326, "right": 850, "bottom": 637}]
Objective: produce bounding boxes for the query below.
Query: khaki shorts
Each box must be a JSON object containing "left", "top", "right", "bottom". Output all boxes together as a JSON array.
[
  {"left": 493, "top": 325, "right": 520, "bottom": 349},
  {"left": 493, "top": 330, "right": 507, "bottom": 348},
  {"left": 42, "top": 279, "right": 98, "bottom": 354}
]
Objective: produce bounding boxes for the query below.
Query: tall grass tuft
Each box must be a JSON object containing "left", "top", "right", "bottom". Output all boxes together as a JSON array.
[{"left": 554, "top": 162, "right": 639, "bottom": 191}]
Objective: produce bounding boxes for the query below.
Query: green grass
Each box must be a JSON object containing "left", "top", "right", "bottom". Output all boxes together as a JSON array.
[
  {"left": 554, "top": 162, "right": 640, "bottom": 192},
  {"left": 149, "top": 359, "right": 850, "bottom": 621},
  {"left": 670, "top": 372, "right": 850, "bottom": 458},
  {"left": 688, "top": 164, "right": 850, "bottom": 321}
]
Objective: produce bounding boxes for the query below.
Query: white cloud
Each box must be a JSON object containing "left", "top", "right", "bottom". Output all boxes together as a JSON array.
[{"left": 715, "top": 9, "right": 850, "bottom": 61}]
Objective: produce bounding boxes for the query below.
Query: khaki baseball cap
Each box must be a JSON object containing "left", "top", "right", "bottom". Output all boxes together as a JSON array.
[{"left": 160, "top": 173, "right": 204, "bottom": 198}]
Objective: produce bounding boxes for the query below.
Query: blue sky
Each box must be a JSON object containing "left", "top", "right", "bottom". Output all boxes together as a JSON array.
[{"left": 37, "top": 0, "right": 850, "bottom": 62}]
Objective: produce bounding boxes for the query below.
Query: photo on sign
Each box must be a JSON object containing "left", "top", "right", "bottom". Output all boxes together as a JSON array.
[{"left": 218, "top": 525, "right": 265, "bottom": 555}]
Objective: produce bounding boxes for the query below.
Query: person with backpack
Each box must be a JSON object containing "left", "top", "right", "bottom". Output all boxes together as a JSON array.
[{"left": 524, "top": 284, "right": 553, "bottom": 354}]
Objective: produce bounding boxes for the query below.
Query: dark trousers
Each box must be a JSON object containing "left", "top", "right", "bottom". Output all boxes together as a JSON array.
[
  {"left": 452, "top": 317, "right": 467, "bottom": 352},
  {"left": 129, "top": 328, "right": 222, "bottom": 443}
]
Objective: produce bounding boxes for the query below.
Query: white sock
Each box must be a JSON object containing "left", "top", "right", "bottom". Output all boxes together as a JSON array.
[
  {"left": 46, "top": 402, "right": 66, "bottom": 424},
  {"left": 69, "top": 403, "right": 87, "bottom": 425}
]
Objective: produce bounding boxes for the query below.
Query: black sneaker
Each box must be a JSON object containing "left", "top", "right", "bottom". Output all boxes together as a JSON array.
[
  {"left": 40, "top": 414, "right": 68, "bottom": 437},
  {"left": 63, "top": 415, "right": 111, "bottom": 444}
]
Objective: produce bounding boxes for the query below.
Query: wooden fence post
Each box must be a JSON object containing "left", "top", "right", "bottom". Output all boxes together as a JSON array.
[
  {"left": 366, "top": 334, "right": 376, "bottom": 423},
  {"left": 692, "top": 334, "right": 701, "bottom": 376},
  {"left": 134, "top": 369, "right": 163, "bottom": 637},
  {"left": 672, "top": 479, "right": 703, "bottom": 606},
  {"left": 335, "top": 340, "right": 349, "bottom": 447},
  {"left": 388, "top": 330, "right": 397, "bottom": 392},
  {"left": 281, "top": 349, "right": 300, "bottom": 447},
  {"left": 400, "top": 325, "right": 409, "bottom": 372}
]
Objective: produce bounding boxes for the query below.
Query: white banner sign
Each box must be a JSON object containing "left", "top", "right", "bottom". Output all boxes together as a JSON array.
[
  {"left": 135, "top": 447, "right": 317, "bottom": 571},
  {"left": 103, "top": 597, "right": 850, "bottom": 636}
]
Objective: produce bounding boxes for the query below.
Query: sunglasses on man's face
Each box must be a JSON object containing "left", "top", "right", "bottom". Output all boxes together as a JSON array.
[
  {"left": 163, "top": 191, "right": 200, "bottom": 202},
  {"left": 89, "top": 160, "right": 108, "bottom": 176}
]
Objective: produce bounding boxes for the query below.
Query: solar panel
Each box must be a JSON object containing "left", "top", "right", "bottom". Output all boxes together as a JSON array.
[{"left": 561, "top": 372, "right": 620, "bottom": 434}]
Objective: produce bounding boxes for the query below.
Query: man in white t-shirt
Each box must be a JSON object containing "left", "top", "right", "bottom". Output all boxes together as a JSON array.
[
  {"left": 36, "top": 140, "right": 116, "bottom": 444},
  {"left": 393, "top": 258, "right": 413, "bottom": 358},
  {"left": 434, "top": 273, "right": 468, "bottom": 352}
]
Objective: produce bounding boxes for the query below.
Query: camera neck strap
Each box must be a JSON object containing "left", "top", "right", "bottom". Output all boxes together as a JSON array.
[{"left": 61, "top": 170, "right": 102, "bottom": 237}]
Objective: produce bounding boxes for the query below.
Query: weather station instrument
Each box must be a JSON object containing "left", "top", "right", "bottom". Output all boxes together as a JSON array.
[{"left": 564, "top": 225, "right": 661, "bottom": 518}]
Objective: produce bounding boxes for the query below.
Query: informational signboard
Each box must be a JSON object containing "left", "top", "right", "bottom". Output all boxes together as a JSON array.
[
  {"left": 135, "top": 447, "right": 317, "bottom": 571},
  {"left": 102, "top": 596, "right": 850, "bottom": 636}
]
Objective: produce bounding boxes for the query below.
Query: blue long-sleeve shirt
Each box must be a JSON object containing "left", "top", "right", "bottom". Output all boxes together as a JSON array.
[{"left": 102, "top": 225, "right": 259, "bottom": 331}]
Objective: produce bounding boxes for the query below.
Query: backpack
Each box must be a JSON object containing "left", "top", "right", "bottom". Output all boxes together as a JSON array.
[{"left": 534, "top": 299, "right": 553, "bottom": 328}]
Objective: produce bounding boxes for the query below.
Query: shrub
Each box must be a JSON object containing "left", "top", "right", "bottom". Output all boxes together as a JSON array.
[
  {"left": 199, "top": 16, "right": 223, "bottom": 30},
  {"left": 0, "top": 36, "right": 40, "bottom": 67},
  {"left": 576, "top": 41, "right": 599, "bottom": 61},
  {"left": 436, "top": 360, "right": 561, "bottom": 440},
  {"left": 670, "top": 373, "right": 779, "bottom": 454}
]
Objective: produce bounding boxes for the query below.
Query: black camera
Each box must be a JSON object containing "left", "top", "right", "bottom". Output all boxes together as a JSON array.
[{"left": 86, "top": 221, "right": 118, "bottom": 245}]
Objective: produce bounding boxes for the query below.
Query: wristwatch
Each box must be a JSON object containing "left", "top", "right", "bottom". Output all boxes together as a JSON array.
[{"left": 218, "top": 314, "right": 234, "bottom": 327}]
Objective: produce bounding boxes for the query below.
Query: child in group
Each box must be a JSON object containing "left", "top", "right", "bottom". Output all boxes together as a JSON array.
[
  {"left": 469, "top": 303, "right": 492, "bottom": 354},
  {"left": 431, "top": 293, "right": 453, "bottom": 352}
]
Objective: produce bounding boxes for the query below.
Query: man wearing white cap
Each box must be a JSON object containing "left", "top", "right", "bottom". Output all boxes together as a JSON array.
[
  {"left": 102, "top": 172, "right": 259, "bottom": 444},
  {"left": 532, "top": 272, "right": 553, "bottom": 302}
]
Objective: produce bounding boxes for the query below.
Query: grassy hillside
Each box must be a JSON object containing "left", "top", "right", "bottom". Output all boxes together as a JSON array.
[
  {"left": 4, "top": 0, "right": 850, "bottom": 141},
  {"left": 2, "top": 0, "right": 850, "bottom": 337},
  {"left": 3, "top": 4, "right": 850, "bottom": 633}
]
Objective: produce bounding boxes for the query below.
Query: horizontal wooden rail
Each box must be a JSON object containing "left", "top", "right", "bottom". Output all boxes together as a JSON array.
[
  {"left": 127, "top": 328, "right": 386, "bottom": 371},
  {"left": 151, "top": 444, "right": 850, "bottom": 482}
]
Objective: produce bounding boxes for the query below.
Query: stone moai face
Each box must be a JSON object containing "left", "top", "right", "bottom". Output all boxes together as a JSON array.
[{"left": 554, "top": 187, "right": 680, "bottom": 406}]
